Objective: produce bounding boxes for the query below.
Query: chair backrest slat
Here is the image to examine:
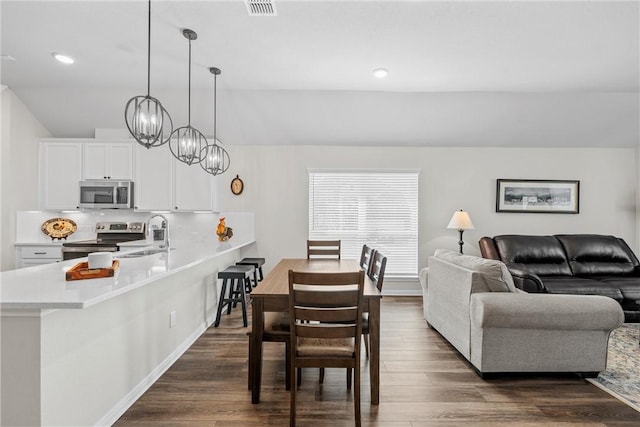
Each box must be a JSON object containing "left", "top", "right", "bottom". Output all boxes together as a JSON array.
[
  {"left": 294, "top": 306, "right": 359, "bottom": 323},
  {"left": 307, "top": 240, "right": 341, "bottom": 259},
  {"left": 295, "top": 323, "right": 356, "bottom": 339}
]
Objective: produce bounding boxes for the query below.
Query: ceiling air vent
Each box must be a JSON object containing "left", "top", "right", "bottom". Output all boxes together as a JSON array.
[{"left": 245, "top": 0, "right": 277, "bottom": 16}]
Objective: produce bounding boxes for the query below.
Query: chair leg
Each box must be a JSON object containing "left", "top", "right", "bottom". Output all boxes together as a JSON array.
[
  {"left": 297, "top": 368, "right": 302, "bottom": 387},
  {"left": 247, "top": 337, "right": 253, "bottom": 390},
  {"left": 346, "top": 368, "right": 352, "bottom": 389},
  {"left": 239, "top": 279, "right": 248, "bottom": 327},
  {"left": 354, "top": 362, "right": 361, "bottom": 427},
  {"left": 363, "top": 333, "right": 370, "bottom": 358},
  {"left": 319, "top": 368, "right": 325, "bottom": 384},
  {"left": 213, "top": 280, "right": 228, "bottom": 327},
  {"left": 284, "top": 341, "right": 291, "bottom": 391},
  {"left": 229, "top": 279, "right": 237, "bottom": 311},
  {"left": 290, "top": 362, "right": 297, "bottom": 427}
]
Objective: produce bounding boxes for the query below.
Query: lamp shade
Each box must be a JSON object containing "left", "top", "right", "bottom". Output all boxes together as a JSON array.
[{"left": 447, "top": 210, "right": 474, "bottom": 230}]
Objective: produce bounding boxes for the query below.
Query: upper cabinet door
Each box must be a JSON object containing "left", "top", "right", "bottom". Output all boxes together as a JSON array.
[
  {"left": 173, "top": 161, "right": 214, "bottom": 211},
  {"left": 107, "top": 143, "right": 134, "bottom": 179},
  {"left": 134, "top": 144, "right": 173, "bottom": 211},
  {"left": 83, "top": 144, "right": 107, "bottom": 179},
  {"left": 83, "top": 142, "right": 134, "bottom": 180},
  {"left": 39, "top": 142, "right": 83, "bottom": 210}
]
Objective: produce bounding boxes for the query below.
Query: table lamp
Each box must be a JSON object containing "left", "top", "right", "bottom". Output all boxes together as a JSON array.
[{"left": 447, "top": 210, "right": 474, "bottom": 254}]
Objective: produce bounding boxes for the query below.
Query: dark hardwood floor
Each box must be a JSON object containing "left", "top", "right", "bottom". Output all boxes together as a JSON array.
[{"left": 114, "top": 297, "right": 640, "bottom": 426}]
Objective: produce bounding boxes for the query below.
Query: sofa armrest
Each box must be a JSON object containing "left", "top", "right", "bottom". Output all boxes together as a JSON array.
[
  {"left": 418, "top": 267, "right": 428, "bottom": 291},
  {"left": 505, "top": 265, "right": 546, "bottom": 293},
  {"left": 470, "top": 293, "right": 624, "bottom": 331}
]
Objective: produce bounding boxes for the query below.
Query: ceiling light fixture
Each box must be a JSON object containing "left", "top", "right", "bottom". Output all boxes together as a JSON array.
[
  {"left": 372, "top": 68, "right": 388, "bottom": 79},
  {"left": 124, "top": 0, "right": 173, "bottom": 149},
  {"left": 52, "top": 53, "right": 74, "bottom": 64},
  {"left": 201, "top": 67, "right": 230, "bottom": 176},
  {"left": 169, "top": 29, "right": 207, "bottom": 166}
]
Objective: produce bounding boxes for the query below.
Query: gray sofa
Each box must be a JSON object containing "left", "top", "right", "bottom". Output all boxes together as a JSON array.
[{"left": 419, "top": 249, "right": 624, "bottom": 376}]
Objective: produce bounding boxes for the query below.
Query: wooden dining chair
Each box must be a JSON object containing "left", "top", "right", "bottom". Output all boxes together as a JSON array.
[
  {"left": 359, "top": 244, "right": 376, "bottom": 275},
  {"left": 288, "top": 269, "right": 365, "bottom": 427},
  {"left": 362, "top": 251, "right": 387, "bottom": 356},
  {"left": 306, "top": 240, "right": 341, "bottom": 259}
]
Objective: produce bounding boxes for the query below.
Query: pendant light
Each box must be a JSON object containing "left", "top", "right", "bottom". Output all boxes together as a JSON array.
[
  {"left": 124, "top": 0, "right": 172, "bottom": 148},
  {"left": 169, "top": 29, "right": 207, "bottom": 165},
  {"left": 201, "top": 67, "right": 230, "bottom": 176}
]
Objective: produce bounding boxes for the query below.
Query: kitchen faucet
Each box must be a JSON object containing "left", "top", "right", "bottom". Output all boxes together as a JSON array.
[{"left": 147, "top": 214, "right": 170, "bottom": 249}]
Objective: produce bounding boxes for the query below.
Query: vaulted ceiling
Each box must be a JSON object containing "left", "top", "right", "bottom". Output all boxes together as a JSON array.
[{"left": 2, "top": 0, "right": 638, "bottom": 147}]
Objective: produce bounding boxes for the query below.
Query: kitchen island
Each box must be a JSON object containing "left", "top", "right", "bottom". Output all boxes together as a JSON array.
[{"left": 0, "top": 236, "right": 256, "bottom": 426}]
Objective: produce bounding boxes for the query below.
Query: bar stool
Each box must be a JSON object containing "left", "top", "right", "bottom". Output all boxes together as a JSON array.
[
  {"left": 236, "top": 257, "right": 266, "bottom": 288},
  {"left": 214, "top": 264, "right": 254, "bottom": 327}
]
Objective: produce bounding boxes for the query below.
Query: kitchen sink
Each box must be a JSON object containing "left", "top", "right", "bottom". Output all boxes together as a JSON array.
[{"left": 118, "top": 248, "right": 174, "bottom": 258}]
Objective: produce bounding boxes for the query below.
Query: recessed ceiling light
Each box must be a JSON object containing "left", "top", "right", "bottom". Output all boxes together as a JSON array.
[
  {"left": 372, "top": 68, "right": 388, "bottom": 79},
  {"left": 52, "top": 52, "right": 74, "bottom": 64}
]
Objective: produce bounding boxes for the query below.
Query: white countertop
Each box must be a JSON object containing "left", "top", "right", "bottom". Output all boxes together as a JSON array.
[
  {"left": 14, "top": 242, "right": 64, "bottom": 246},
  {"left": 0, "top": 237, "right": 255, "bottom": 310}
]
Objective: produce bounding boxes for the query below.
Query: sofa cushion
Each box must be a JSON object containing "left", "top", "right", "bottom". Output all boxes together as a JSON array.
[
  {"left": 434, "top": 249, "right": 516, "bottom": 292},
  {"left": 556, "top": 234, "right": 639, "bottom": 276},
  {"left": 494, "top": 235, "right": 572, "bottom": 276},
  {"left": 594, "top": 276, "right": 640, "bottom": 301},
  {"left": 541, "top": 276, "right": 624, "bottom": 301}
]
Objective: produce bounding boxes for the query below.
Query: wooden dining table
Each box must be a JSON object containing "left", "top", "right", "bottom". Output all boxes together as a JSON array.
[{"left": 248, "top": 258, "right": 382, "bottom": 404}]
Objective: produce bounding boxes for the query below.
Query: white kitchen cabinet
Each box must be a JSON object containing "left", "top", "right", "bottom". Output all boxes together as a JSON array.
[
  {"left": 39, "top": 138, "right": 218, "bottom": 212},
  {"left": 135, "top": 144, "right": 218, "bottom": 212},
  {"left": 173, "top": 161, "right": 216, "bottom": 211},
  {"left": 39, "top": 141, "right": 83, "bottom": 210},
  {"left": 15, "top": 245, "right": 62, "bottom": 268},
  {"left": 83, "top": 142, "right": 134, "bottom": 180},
  {"left": 134, "top": 144, "right": 173, "bottom": 210}
]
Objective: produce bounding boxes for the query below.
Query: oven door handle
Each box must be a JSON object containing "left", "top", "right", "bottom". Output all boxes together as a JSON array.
[{"left": 62, "top": 247, "right": 119, "bottom": 252}]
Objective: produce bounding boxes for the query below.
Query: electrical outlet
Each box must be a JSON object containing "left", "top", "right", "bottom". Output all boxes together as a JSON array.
[{"left": 169, "top": 311, "right": 176, "bottom": 328}]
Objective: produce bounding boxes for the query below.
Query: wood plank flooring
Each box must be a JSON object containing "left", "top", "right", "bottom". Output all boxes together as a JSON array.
[{"left": 114, "top": 297, "right": 640, "bottom": 426}]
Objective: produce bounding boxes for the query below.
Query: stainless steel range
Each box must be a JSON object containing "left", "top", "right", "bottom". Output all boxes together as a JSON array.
[{"left": 62, "top": 221, "right": 146, "bottom": 261}]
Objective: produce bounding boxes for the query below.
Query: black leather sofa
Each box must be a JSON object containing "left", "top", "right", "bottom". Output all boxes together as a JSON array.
[{"left": 479, "top": 234, "right": 640, "bottom": 322}]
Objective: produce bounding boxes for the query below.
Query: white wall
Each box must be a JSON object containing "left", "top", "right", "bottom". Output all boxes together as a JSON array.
[
  {"left": 0, "top": 89, "right": 51, "bottom": 271},
  {"left": 217, "top": 145, "right": 637, "bottom": 294}
]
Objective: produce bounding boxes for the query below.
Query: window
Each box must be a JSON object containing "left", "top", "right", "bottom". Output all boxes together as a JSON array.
[{"left": 309, "top": 170, "right": 419, "bottom": 276}]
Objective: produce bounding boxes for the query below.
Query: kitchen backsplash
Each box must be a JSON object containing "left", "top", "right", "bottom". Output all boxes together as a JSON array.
[{"left": 16, "top": 210, "right": 255, "bottom": 245}]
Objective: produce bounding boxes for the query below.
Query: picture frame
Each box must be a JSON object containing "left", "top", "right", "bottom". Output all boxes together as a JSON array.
[{"left": 496, "top": 179, "right": 580, "bottom": 214}]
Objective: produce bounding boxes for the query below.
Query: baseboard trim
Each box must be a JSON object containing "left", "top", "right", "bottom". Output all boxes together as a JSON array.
[
  {"left": 96, "top": 322, "right": 208, "bottom": 426},
  {"left": 382, "top": 290, "right": 422, "bottom": 296}
]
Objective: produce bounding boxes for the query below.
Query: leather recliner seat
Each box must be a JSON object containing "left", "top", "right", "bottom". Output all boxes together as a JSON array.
[{"left": 480, "top": 234, "right": 640, "bottom": 322}]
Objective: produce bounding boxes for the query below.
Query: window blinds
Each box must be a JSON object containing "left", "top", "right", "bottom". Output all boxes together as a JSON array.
[{"left": 309, "top": 170, "right": 419, "bottom": 276}]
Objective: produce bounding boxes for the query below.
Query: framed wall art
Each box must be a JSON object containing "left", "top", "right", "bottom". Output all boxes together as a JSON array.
[{"left": 496, "top": 179, "right": 580, "bottom": 214}]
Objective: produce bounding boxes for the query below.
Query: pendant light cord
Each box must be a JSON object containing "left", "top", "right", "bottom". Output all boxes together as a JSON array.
[
  {"left": 146, "top": 0, "right": 151, "bottom": 97},
  {"left": 187, "top": 39, "right": 192, "bottom": 125},
  {"left": 213, "top": 73, "right": 217, "bottom": 142}
]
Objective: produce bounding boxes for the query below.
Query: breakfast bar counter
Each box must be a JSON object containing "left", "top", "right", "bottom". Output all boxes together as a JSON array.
[{"left": 0, "top": 237, "right": 256, "bottom": 426}]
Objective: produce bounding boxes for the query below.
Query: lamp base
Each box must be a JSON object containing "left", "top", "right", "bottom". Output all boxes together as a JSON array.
[{"left": 458, "top": 229, "right": 465, "bottom": 254}]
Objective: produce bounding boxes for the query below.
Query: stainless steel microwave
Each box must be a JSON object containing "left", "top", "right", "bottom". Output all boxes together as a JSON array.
[{"left": 79, "top": 180, "right": 134, "bottom": 209}]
